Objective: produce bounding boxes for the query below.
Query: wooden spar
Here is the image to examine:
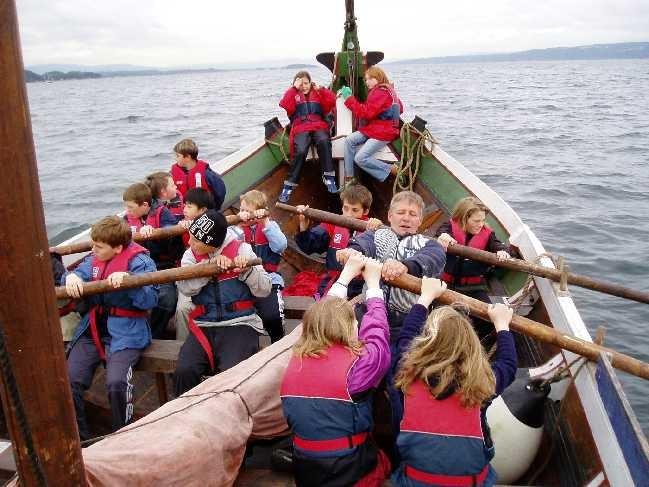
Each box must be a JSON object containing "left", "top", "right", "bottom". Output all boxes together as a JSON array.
[
  {"left": 391, "top": 274, "right": 649, "bottom": 381},
  {"left": 55, "top": 259, "right": 262, "bottom": 299},
  {"left": 276, "top": 202, "right": 649, "bottom": 305},
  {"left": 0, "top": 1, "right": 86, "bottom": 484},
  {"left": 49, "top": 212, "right": 267, "bottom": 257}
]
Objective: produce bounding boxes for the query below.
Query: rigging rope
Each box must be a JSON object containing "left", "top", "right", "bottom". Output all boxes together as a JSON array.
[
  {"left": 393, "top": 122, "right": 438, "bottom": 194},
  {"left": 265, "top": 126, "right": 289, "bottom": 164},
  {"left": 0, "top": 322, "right": 48, "bottom": 486}
]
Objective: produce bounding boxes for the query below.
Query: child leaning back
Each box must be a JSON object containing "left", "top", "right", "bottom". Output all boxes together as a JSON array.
[
  {"left": 295, "top": 183, "right": 381, "bottom": 298},
  {"left": 173, "top": 209, "right": 272, "bottom": 396},
  {"left": 64, "top": 216, "right": 158, "bottom": 440},
  {"left": 390, "top": 277, "right": 518, "bottom": 486},
  {"left": 280, "top": 254, "right": 392, "bottom": 487}
]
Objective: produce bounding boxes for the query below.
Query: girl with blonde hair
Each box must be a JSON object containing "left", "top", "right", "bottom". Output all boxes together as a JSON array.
[
  {"left": 390, "top": 277, "right": 517, "bottom": 486},
  {"left": 280, "top": 253, "right": 392, "bottom": 486},
  {"left": 339, "top": 66, "right": 403, "bottom": 185},
  {"left": 436, "top": 196, "right": 511, "bottom": 341}
]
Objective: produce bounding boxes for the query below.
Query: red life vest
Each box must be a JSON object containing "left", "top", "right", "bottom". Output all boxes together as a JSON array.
[
  {"left": 280, "top": 344, "right": 376, "bottom": 485},
  {"left": 170, "top": 160, "right": 212, "bottom": 198},
  {"left": 88, "top": 243, "right": 149, "bottom": 360},
  {"left": 125, "top": 205, "right": 165, "bottom": 233},
  {"left": 441, "top": 219, "right": 493, "bottom": 286},
  {"left": 242, "top": 221, "right": 281, "bottom": 273},
  {"left": 188, "top": 239, "right": 255, "bottom": 372},
  {"left": 396, "top": 379, "right": 491, "bottom": 486}
]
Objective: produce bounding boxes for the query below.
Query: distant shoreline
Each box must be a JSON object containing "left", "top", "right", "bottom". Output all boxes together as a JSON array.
[{"left": 26, "top": 41, "right": 648, "bottom": 83}]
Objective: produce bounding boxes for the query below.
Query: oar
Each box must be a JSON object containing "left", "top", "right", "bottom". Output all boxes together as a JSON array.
[
  {"left": 53, "top": 260, "right": 649, "bottom": 380},
  {"left": 390, "top": 273, "right": 649, "bottom": 380},
  {"left": 54, "top": 258, "right": 262, "bottom": 299},
  {"left": 276, "top": 202, "right": 649, "bottom": 305},
  {"left": 49, "top": 211, "right": 268, "bottom": 257}
]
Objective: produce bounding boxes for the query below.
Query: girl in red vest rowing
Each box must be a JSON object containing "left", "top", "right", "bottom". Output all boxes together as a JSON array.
[
  {"left": 280, "top": 254, "right": 392, "bottom": 486},
  {"left": 437, "top": 197, "right": 510, "bottom": 340},
  {"left": 437, "top": 197, "right": 510, "bottom": 297},
  {"left": 391, "top": 277, "right": 517, "bottom": 487}
]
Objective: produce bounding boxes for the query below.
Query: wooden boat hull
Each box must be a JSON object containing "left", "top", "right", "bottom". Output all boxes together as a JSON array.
[{"left": 47, "top": 119, "right": 648, "bottom": 486}]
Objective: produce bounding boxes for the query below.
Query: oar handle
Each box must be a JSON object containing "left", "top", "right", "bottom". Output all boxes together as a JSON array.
[
  {"left": 50, "top": 211, "right": 268, "bottom": 257},
  {"left": 54, "top": 258, "right": 263, "bottom": 299},
  {"left": 391, "top": 273, "right": 649, "bottom": 381},
  {"left": 276, "top": 202, "right": 649, "bottom": 305}
]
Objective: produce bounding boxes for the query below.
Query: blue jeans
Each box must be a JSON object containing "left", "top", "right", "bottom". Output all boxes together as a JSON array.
[{"left": 344, "top": 131, "right": 391, "bottom": 181}]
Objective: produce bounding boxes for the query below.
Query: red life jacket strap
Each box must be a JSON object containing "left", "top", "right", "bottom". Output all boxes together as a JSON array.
[
  {"left": 58, "top": 300, "right": 77, "bottom": 317},
  {"left": 188, "top": 305, "right": 215, "bottom": 373},
  {"left": 441, "top": 272, "right": 483, "bottom": 286},
  {"left": 228, "top": 300, "right": 255, "bottom": 312},
  {"left": 404, "top": 464, "right": 489, "bottom": 486},
  {"left": 88, "top": 307, "right": 106, "bottom": 362},
  {"left": 107, "top": 308, "right": 148, "bottom": 318},
  {"left": 293, "top": 431, "right": 368, "bottom": 452},
  {"left": 263, "top": 262, "right": 279, "bottom": 273}
]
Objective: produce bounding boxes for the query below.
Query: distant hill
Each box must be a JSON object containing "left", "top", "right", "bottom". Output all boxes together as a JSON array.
[
  {"left": 24, "top": 70, "right": 43, "bottom": 82},
  {"left": 24, "top": 70, "right": 102, "bottom": 82},
  {"left": 283, "top": 63, "right": 317, "bottom": 69},
  {"left": 392, "top": 42, "right": 649, "bottom": 64},
  {"left": 27, "top": 64, "right": 154, "bottom": 75}
]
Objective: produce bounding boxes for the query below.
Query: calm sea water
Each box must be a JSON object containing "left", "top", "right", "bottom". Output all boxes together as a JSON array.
[{"left": 27, "top": 60, "right": 649, "bottom": 432}]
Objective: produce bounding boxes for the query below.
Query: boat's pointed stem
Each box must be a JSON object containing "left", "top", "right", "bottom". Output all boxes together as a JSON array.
[{"left": 0, "top": 1, "right": 86, "bottom": 484}]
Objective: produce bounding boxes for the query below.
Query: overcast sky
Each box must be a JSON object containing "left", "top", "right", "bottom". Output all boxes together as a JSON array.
[{"left": 17, "top": 0, "right": 649, "bottom": 67}]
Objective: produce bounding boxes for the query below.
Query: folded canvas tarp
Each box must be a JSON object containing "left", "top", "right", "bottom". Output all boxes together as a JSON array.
[{"left": 22, "top": 326, "right": 301, "bottom": 487}]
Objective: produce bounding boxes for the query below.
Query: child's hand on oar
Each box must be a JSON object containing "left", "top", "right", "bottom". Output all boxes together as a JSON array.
[
  {"left": 366, "top": 218, "right": 382, "bottom": 231},
  {"left": 362, "top": 258, "right": 383, "bottom": 289},
  {"left": 487, "top": 303, "right": 513, "bottom": 332},
  {"left": 417, "top": 277, "right": 447, "bottom": 308},
  {"left": 339, "top": 252, "right": 367, "bottom": 284}
]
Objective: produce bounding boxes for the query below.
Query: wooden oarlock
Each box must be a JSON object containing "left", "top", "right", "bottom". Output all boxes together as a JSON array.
[
  {"left": 276, "top": 202, "right": 649, "bottom": 305},
  {"left": 49, "top": 211, "right": 268, "bottom": 257}
]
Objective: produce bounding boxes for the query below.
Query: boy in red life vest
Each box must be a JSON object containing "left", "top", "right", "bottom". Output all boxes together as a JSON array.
[
  {"left": 171, "top": 138, "right": 226, "bottom": 210},
  {"left": 174, "top": 188, "right": 216, "bottom": 340},
  {"left": 436, "top": 197, "right": 510, "bottom": 340},
  {"left": 278, "top": 71, "right": 338, "bottom": 203},
  {"left": 294, "top": 183, "right": 381, "bottom": 298},
  {"left": 145, "top": 171, "right": 184, "bottom": 223},
  {"left": 339, "top": 66, "right": 403, "bottom": 185},
  {"left": 123, "top": 182, "right": 181, "bottom": 338},
  {"left": 63, "top": 216, "right": 158, "bottom": 440},
  {"left": 280, "top": 254, "right": 392, "bottom": 487},
  {"left": 390, "top": 277, "right": 517, "bottom": 487},
  {"left": 232, "top": 190, "right": 287, "bottom": 343},
  {"left": 173, "top": 210, "right": 272, "bottom": 396}
]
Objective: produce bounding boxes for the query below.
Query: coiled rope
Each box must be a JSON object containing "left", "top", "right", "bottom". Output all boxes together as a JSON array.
[{"left": 393, "top": 122, "right": 438, "bottom": 194}]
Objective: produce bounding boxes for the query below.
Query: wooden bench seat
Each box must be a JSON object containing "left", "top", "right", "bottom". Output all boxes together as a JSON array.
[{"left": 135, "top": 339, "right": 183, "bottom": 405}]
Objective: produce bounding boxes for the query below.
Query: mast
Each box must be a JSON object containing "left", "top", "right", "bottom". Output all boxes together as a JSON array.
[
  {"left": 318, "top": 1, "right": 384, "bottom": 101},
  {"left": 0, "top": 1, "right": 86, "bottom": 484}
]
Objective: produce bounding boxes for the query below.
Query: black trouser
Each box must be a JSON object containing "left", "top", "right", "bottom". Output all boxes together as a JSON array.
[
  {"left": 287, "top": 129, "right": 334, "bottom": 184},
  {"left": 67, "top": 336, "right": 141, "bottom": 440},
  {"left": 173, "top": 325, "right": 260, "bottom": 396},
  {"left": 255, "top": 284, "right": 285, "bottom": 343}
]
